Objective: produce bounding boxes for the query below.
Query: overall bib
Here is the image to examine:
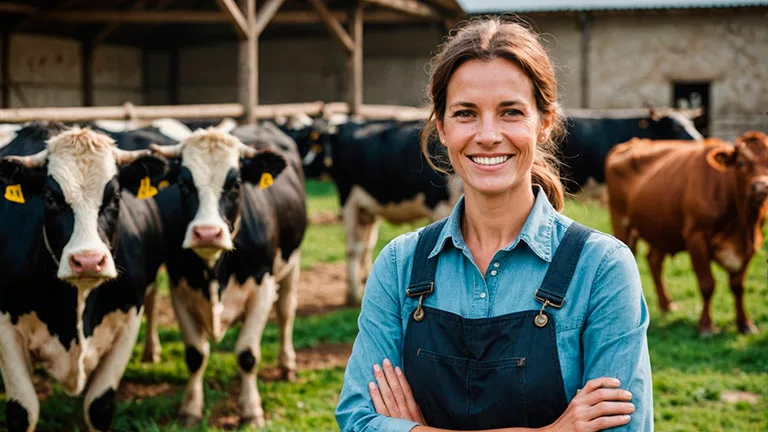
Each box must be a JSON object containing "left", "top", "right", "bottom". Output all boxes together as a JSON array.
[{"left": 403, "top": 220, "right": 592, "bottom": 429}]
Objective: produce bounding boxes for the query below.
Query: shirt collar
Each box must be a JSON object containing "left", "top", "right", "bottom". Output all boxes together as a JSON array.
[{"left": 429, "top": 186, "right": 556, "bottom": 262}]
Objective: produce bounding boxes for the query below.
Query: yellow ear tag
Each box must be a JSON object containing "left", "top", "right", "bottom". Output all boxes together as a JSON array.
[
  {"left": 311, "top": 144, "right": 322, "bottom": 153},
  {"left": 259, "top": 173, "right": 274, "bottom": 190},
  {"left": 310, "top": 131, "right": 320, "bottom": 141},
  {"left": 4, "top": 184, "right": 25, "bottom": 204},
  {"left": 158, "top": 180, "right": 170, "bottom": 190},
  {"left": 137, "top": 176, "right": 158, "bottom": 200}
]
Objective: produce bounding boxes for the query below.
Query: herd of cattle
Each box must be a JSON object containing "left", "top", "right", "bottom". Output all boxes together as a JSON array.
[{"left": 0, "top": 107, "right": 764, "bottom": 430}]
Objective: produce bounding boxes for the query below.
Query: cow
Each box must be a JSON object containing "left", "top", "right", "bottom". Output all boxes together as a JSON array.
[
  {"left": 605, "top": 131, "right": 768, "bottom": 335},
  {"left": 148, "top": 125, "right": 307, "bottom": 427},
  {"left": 291, "top": 118, "right": 462, "bottom": 306},
  {"left": 562, "top": 108, "right": 704, "bottom": 191},
  {"left": 0, "top": 125, "right": 168, "bottom": 431}
]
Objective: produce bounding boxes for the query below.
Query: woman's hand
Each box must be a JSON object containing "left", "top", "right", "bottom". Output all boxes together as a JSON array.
[
  {"left": 544, "top": 377, "right": 635, "bottom": 432},
  {"left": 369, "top": 358, "right": 426, "bottom": 425}
]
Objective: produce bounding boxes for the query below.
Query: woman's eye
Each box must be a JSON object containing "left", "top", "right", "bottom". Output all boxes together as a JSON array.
[
  {"left": 502, "top": 109, "right": 523, "bottom": 117},
  {"left": 453, "top": 110, "right": 473, "bottom": 118}
]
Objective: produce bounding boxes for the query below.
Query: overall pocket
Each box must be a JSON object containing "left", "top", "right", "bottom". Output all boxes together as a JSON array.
[{"left": 468, "top": 357, "right": 528, "bottom": 428}]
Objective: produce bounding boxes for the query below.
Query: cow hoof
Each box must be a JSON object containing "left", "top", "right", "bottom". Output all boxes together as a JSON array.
[
  {"left": 141, "top": 351, "right": 161, "bottom": 364},
  {"left": 239, "top": 415, "right": 266, "bottom": 429},
  {"left": 280, "top": 368, "right": 297, "bottom": 382},
  {"left": 739, "top": 322, "right": 759, "bottom": 335},
  {"left": 660, "top": 302, "right": 678, "bottom": 313},
  {"left": 698, "top": 327, "right": 717, "bottom": 338},
  {"left": 179, "top": 414, "right": 203, "bottom": 427}
]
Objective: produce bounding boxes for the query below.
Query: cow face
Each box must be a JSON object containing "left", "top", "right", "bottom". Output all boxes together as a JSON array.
[
  {"left": 648, "top": 109, "right": 704, "bottom": 141},
  {"left": 151, "top": 128, "right": 287, "bottom": 264},
  {"left": 707, "top": 131, "right": 768, "bottom": 208},
  {"left": 0, "top": 128, "right": 163, "bottom": 290}
]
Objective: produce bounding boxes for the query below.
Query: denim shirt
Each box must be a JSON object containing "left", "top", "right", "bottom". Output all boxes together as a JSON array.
[{"left": 336, "top": 187, "right": 653, "bottom": 432}]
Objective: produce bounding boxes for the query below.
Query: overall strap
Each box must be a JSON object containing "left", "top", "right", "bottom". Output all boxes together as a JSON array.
[
  {"left": 406, "top": 219, "right": 448, "bottom": 298},
  {"left": 535, "top": 222, "right": 592, "bottom": 308}
]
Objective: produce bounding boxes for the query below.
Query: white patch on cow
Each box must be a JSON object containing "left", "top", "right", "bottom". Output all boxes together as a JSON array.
[
  {"left": 667, "top": 111, "right": 704, "bottom": 142},
  {"left": 285, "top": 113, "right": 313, "bottom": 130},
  {"left": 151, "top": 118, "right": 192, "bottom": 141},
  {"left": 0, "top": 312, "right": 40, "bottom": 431},
  {"left": 714, "top": 245, "right": 744, "bottom": 273},
  {"left": 178, "top": 129, "right": 244, "bottom": 259},
  {"left": 345, "top": 185, "right": 452, "bottom": 224},
  {"left": 92, "top": 119, "right": 139, "bottom": 133},
  {"left": 0, "top": 124, "right": 21, "bottom": 149},
  {"left": 45, "top": 129, "right": 119, "bottom": 285}
]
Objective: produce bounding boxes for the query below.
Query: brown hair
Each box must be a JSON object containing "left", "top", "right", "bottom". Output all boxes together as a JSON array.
[{"left": 421, "top": 16, "right": 565, "bottom": 211}]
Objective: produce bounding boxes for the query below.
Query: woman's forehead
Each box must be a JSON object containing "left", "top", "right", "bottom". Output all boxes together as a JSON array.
[{"left": 447, "top": 58, "right": 535, "bottom": 104}]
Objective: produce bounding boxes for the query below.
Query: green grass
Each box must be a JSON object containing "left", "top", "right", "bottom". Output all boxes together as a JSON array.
[{"left": 2, "top": 182, "right": 768, "bottom": 431}]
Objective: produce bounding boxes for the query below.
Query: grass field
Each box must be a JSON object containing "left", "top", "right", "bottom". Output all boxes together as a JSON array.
[{"left": 2, "top": 179, "right": 768, "bottom": 431}]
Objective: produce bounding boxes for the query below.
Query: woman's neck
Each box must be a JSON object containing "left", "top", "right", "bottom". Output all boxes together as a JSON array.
[{"left": 461, "top": 181, "right": 536, "bottom": 267}]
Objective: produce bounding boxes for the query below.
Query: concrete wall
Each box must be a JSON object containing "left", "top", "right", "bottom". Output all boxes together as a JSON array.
[{"left": 0, "top": 33, "right": 143, "bottom": 108}]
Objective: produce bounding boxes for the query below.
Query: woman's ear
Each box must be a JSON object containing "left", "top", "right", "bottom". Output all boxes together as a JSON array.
[
  {"left": 538, "top": 111, "right": 554, "bottom": 143},
  {"left": 436, "top": 118, "right": 447, "bottom": 146}
]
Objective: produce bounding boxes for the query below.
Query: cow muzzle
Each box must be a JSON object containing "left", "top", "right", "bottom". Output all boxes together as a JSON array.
[{"left": 750, "top": 179, "right": 768, "bottom": 204}]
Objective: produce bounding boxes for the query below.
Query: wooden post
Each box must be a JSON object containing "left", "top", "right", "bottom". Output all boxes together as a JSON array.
[
  {"left": 238, "top": 0, "right": 257, "bottom": 124},
  {"left": 1, "top": 31, "right": 9, "bottom": 108},
  {"left": 347, "top": 1, "right": 363, "bottom": 116},
  {"left": 82, "top": 40, "right": 94, "bottom": 106},
  {"left": 578, "top": 11, "right": 591, "bottom": 109}
]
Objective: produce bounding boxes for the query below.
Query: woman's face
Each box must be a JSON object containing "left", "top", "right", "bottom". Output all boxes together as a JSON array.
[{"left": 437, "top": 58, "right": 552, "bottom": 197}]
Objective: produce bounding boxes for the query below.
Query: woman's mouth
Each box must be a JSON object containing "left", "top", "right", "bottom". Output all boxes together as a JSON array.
[{"left": 468, "top": 155, "right": 512, "bottom": 166}]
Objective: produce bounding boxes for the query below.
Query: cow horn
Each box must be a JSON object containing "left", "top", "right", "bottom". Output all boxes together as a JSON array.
[
  {"left": 149, "top": 143, "right": 183, "bottom": 159},
  {"left": 215, "top": 118, "right": 238, "bottom": 133},
  {"left": 238, "top": 142, "right": 257, "bottom": 158},
  {"left": 112, "top": 147, "right": 150, "bottom": 165},
  {"left": 4, "top": 150, "right": 48, "bottom": 168}
]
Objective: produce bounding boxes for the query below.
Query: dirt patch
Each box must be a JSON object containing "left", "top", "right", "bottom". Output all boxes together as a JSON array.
[
  {"left": 153, "top": 262, "right": 350, "bottom": 327},
  {"left": 308, "top": 210, "right": 341, "bottom": 225},
  {"left": 720, "top": 390, "right": 761, "bottom": 404},
  {"left": 258, "top": 343, "right": 352, "bottom": 382},
  {"left": 117, "top": 382, "right": 178, "bottom": 401}
]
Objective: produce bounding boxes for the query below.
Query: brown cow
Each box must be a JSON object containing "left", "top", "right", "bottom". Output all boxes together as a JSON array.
[{"left": 606, "top": 132, "right": 768, "bottom": 335}]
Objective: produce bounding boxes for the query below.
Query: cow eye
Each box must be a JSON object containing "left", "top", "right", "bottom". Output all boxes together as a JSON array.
[
  {"left": 44, "top": 192, "right": 59, "bottom": 209},
  {"left": 736, "top": 160, "right": 745, "bottom": 169}
]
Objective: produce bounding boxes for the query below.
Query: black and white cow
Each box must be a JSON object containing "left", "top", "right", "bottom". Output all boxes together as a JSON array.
[
  {"left": 148, "top": 125, "right": 307, "bottom": 427},
  {"left": 0, "top": 125, "right": 168, "bottom": 431},
  {"left": 293, "top": 118, "right": 461, "bottom": 305},
  {"left": 561, "top": 108, "right": 704, "bottom": 191}
]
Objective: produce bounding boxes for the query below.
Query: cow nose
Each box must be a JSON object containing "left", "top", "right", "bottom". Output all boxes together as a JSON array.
[
  {"left": 192, "top": 226, "right": 224, "bottom": 244},
  {"left": 751, "top": 181, "right": 768, "bottom": 195},
  {"left": 69, "top": 252, "right": 107, "bottom": 275}
]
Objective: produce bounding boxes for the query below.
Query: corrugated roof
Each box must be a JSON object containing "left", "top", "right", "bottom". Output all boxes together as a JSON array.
[{"left": 458, "top": 0, "right": 768, "bottom": 13}]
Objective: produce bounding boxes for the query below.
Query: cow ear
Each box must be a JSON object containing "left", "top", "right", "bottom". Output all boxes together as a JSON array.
[
  {"left": 0, "top": 159, "right": 46, "bottom": 200},
  {"left": 706, "top": 146, "right": 735, "bottom": 173},
  {"left": 240, "top": 150, "right": 287, "bottom": 189},
  {"left": 118, "top": 155, "right": 170, "bottom": 198}
]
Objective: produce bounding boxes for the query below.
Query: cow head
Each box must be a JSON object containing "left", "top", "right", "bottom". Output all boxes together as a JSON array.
[
  {"left": 707, "top": 131, "right": 768, "bottom": 208},
  {"left": 150, "top": 128, "right": 287, "bottom": 264},
  {"left": 0, "top": 127, "right": 165, "bottom": 290},
  {"left": 647, "top": 108, "right": 704, "bottom": 141}
]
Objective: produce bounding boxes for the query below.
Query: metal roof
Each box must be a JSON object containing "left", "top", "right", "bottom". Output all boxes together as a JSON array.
[{"left": 458, "top": 0, "right": 768, "bottom": 13}]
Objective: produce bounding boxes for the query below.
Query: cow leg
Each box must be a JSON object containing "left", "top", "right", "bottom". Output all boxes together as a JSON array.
[
  {"left": 84, "top": 311, "right": 142, "bottom": 432},
  {"left": 360, "top": 216, "right": 382, "bottom": 283},
  {"left": 343, "top": 199, "right": 365, "bottom": 306},
  {"left": 276, "top": 257, "right": 299, "bottom": 381},
  {"left": 236, "top": 275, "right": 277, "bottom": 427},
  {"left": 729, "top": 271, "right": 758, "bottom": 334},
  {"left": 141, "top": 283, "right": 162, "bottom": 363},
  {"left": 0, "top": 317, "right": 38, "bottom": 432},
  {"left": 647, "top": 247, "right": 677, "bottom": 312},
  {"left": 171, "top": 290, "right": 210, "bottom": 426},
  {"left": 685, "top": 234, "right": 717, "bottom": 336}
]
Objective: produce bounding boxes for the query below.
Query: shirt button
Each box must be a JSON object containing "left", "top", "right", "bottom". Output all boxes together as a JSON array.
[
  {"left": 493, "top": 262, "right": 500, "bottom": 268},
  {"left": 480, "top": 292, "right": 487, "bottom": 299},
  {"left": 490, "top": 270, "right": 498, "bottom": 276}
]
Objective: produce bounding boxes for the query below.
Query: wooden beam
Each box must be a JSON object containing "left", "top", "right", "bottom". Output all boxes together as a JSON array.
[
  {"left": 36, "top": 10, "right": 229, "bottom": 23},
  {"left": 347, "top": 1, "right": 363, "bottom": 116},
  {"left": 81, "top": 40, "right": 93, "bottom": 106},
  {"left": 1, "top": 32, "right": 9, "bottom": 108},
  {"left": 92, "top": 0, "right": 155, "bottom": 46},
  {"left": 306, "top": 0, "right": 354, "bottom": 53},
  {"left": 0, "top": 2, "right": 37, "bottom": 14},
  {"left": 213, "top": 0, "right": 249, "bottom": 38},
  {"left": 0, "top": 103, "right": 245, "bottom": 123},
  {"left": 254, "top": 0, "right": 286, "bottom": 38},
  {"left": 362, "top": 0, "right": 437, "bottom": 18},
  {"left": 237, "top": 0, "right": 257, "bottom": 123}
]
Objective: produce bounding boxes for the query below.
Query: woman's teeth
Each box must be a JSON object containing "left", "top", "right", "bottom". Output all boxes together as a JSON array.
[{"left": 470, "top": 155, "right": 511, "bottom": 166}]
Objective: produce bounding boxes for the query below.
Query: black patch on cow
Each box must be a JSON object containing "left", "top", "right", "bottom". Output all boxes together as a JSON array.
[
  {"left": 87, "top": 388, "right": 116, "bottom": 431},
  {"left": 6, "top": 399, "right": 30, "bottom": 432},
  {"left": 117, "top": 155, "right": 170, "bottom": 198},
  {"left": 185, "top": 345, "right": 204, "bottom": 373},
  {"left": 240, "top": 150, "right": 287, "bottom": 185},
  {"left": 97, "top": 126, "right": 178, "bottom": 151},
  {"left": 0, "top": 121, "right": 67, "bottom": 158},
  {"left": 220, "top": 167, "right": 242, "bottom": 232},
  {"left": 238, "top": 349, "right": 257, "bottom": 373}
]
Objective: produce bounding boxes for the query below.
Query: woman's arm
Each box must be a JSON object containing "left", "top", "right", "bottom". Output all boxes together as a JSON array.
[
  {"left": 580, "top": 243, "right": 653, "bottom": 431},
  {"left": 335, "top": 239, "right": 419, "bottom": 432}
]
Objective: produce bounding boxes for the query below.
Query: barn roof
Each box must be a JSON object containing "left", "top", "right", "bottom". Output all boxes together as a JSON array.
[
  {"left": 459, "top": 0, "right": 768, "bottom": 13},
  {"left": 0, "top": 0, "right": 465, "bottom": 47}
]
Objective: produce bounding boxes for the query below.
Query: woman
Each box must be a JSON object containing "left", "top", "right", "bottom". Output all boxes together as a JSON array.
[{"left": 336, "top": 17, "right": 652, "bottom": 432}]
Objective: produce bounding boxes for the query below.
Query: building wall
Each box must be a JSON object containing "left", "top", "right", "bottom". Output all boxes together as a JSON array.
[{"left": 0, "top": 33, "right": 143, "bottom": 108}]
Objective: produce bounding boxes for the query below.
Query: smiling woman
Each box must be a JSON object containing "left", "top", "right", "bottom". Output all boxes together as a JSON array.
[{"left": 336, "top": 17, "right": 653, "bottom": 432}]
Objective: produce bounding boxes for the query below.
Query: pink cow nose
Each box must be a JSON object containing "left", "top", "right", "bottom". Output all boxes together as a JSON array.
[
  {"left": 192, "top": 226, "right": 224, "bottom": 245},
  {"left": 69, "top": 252, "right": 107, "bottom": 275}
]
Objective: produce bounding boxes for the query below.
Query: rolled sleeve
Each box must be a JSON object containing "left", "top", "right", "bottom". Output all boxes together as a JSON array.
[
  {"left": 581, "top": 244, "right": 654, "bottom": 432},
  {"left": 336, "top": 240, "right": 417, "bottom": 432}
]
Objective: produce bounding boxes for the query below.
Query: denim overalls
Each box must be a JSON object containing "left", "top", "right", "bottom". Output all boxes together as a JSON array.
[{"left": 403, "top": 219, "right": 592, "bottom": 429}]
